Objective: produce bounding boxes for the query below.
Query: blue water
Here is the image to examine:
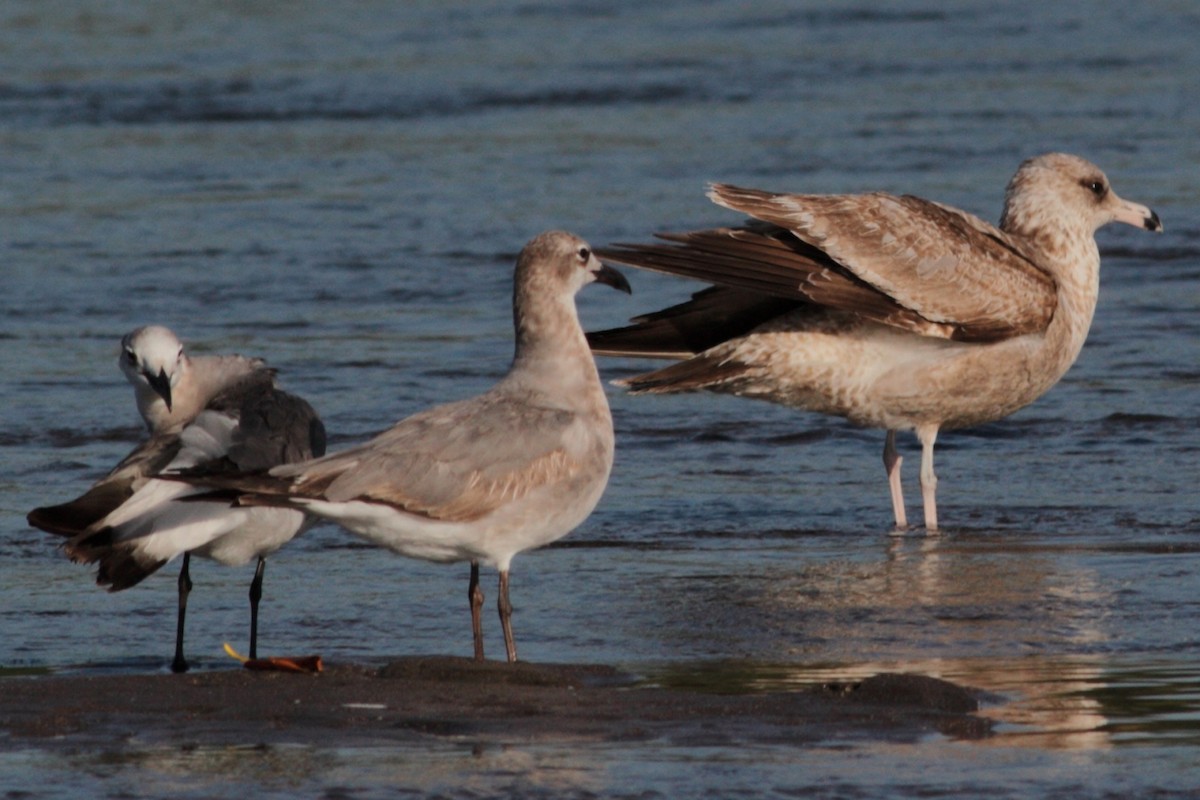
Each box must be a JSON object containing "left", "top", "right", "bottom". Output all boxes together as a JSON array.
[{"left": 3, "top": 1, "right": 1200, "bottom": 796}]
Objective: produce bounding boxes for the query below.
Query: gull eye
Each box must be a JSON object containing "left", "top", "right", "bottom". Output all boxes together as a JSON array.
[
  {"left": 1082, "top": 178, "right": 1106, "bottom": 198},
  {"left": 123, "top": 348, "right": 137, "bottom": 365},
  {"left": 577, "top": 246, "right": 590, "bottom": 263}
]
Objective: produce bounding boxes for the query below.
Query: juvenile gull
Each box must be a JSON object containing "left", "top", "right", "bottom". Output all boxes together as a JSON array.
[
  {"left": 28, "top": 325, "right": 326, "bottom": 672},
  {"left": 588, "top": 153, "right": 1162, "bottom": 530},
  {"left": 180, "top": 231, "right": 630, "bottom": 662}
]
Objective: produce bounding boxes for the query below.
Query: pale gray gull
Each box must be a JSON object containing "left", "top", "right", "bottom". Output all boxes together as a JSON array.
[
  {"left": 28, "top": 325, "right": 326, "bottom": 672},
  {"left": 587, "top": 153, "right": 1162, "bottom": 530},
  {"left": 177, "top": 231, "right": 630, "bottom": 662}
]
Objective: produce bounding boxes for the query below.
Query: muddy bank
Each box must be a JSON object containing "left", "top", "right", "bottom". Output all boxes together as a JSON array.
[{"left": 0, "top": 657, "right": 990, "bottom": 751}]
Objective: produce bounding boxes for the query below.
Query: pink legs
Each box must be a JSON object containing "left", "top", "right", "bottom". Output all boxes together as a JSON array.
[
  {"left": 467, "top": 560, "right": 519, "bottom": 663},
  {"left": 883, "top": 430, "right": 907, "bottom": 529},
  {"left": 883, "top": 427, "right": 940, "bottom": 531},
  {"left": 916, "top": 424, "right": 939, "bottom": 532},
  {"left": 469, "top": 560, "right": 485, "bottom": 661}
]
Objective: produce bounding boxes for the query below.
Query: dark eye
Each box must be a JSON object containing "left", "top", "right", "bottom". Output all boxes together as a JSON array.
[
  {"left": 577, "top": 246, "right": 590, "bottom": 262},
  {"left": 1083, "top": 179, "right": 1106, "bottom": 198},
  {"left": 123, "top": 348, "right": 137, "bottom": 364}
]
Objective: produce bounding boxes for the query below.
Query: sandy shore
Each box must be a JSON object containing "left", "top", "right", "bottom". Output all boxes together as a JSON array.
[{"left": 0, "top": 657, "right": 990, "bottom": 750}]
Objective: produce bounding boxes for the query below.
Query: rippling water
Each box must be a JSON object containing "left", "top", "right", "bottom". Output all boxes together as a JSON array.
[{"left": 3, "top": 1, "right": 1199, "bottom": 797}]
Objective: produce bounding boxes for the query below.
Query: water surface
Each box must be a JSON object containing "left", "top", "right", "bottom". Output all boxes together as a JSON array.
[{"left": 2, "top": 1, "right": 1199, "bottom": 796}]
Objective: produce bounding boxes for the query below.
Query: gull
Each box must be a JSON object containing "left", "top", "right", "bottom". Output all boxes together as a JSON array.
[
  {"left": 178, "top": 231, "right": 630, "bottom": 662},
  {"left": 588, "top": 153, "right": 1162, "bottom": 530},
  {"left": 27, "top": 325, "right": 325, "bottom": 672}
]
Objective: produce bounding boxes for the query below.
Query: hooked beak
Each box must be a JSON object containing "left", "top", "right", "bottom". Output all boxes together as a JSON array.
[
  {"left": 145, "top": 367, "right": 173, "bottom": 411},
  {"left": 1112, "top": 194, "right": 1163, "bottom": 233},
  {"left": 593, "top": 262, "right": 632, "bottom": 295}
]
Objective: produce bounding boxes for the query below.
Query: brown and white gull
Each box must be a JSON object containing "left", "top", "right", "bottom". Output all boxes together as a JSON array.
[
  {"left": 587, "top": 153, "right": 1162, "bottom": 530},
  {"left": 179, "top": 231, "right": 630, "bottom": 662},
  {"left": 28, "top": 325, "right": 325, "bottom": 672}
]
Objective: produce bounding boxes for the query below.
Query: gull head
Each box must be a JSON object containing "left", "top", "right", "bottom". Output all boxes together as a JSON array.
[
  {"left": 1001, "top": 153, "right": 1162, "bottom": 242},
  {"left": 119, "top": 325, "right": 186, "bottom": 412},
  {"left": 515, "top": 231, "right": 631, "bottom": 303}
]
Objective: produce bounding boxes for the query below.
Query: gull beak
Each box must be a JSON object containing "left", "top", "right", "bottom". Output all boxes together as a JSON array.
[
  {"left": 1112, "top": 194, "right": 1163, "bottom": 233},
  {"left": 145, "top": 367, "right": 173, "bottom": 411},
  {"left": 1142, "top": 208, "right": 1163, "bottom": 233},
  {"left": 593, "top": 263, "right": 632, "bottom": 295}
]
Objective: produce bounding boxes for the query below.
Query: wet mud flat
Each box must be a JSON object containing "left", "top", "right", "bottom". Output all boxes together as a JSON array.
[{"left": 0, "top": 657, "right": 989, "bottom": 751}]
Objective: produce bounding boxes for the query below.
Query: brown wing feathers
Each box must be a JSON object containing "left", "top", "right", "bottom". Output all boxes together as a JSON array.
[
  {"left": 587, "top": 286, "right": 801, "bottom": 358},
  {"left": 594, "top": 177, "right": 1063, "bottom": 349},
  {"left": 595, "top": 226, "right": 960, "bottom": 346},
  {"left": 705, "top": 184, "right": 1056, "bottom": 340}
]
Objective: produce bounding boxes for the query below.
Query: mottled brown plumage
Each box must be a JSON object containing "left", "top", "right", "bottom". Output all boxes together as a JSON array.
[{"left": 589, "top": 153, "right": 1162, "bottom": 530}]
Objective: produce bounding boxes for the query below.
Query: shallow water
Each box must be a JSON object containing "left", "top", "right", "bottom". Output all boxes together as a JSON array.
[{"left": 3, "top": 1, "right": 1200, "bottom": 796}]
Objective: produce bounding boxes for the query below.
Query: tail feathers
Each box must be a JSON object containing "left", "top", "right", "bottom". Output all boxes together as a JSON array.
[
  {"left": 177, "top": 486, "right": 300, "bottom": 510},
  {"left": 63, "top": 528, "right": 167, "bottom": 591},
  {"left": 162, "top": 469, "right": 302, "bottom": 510},
  {"left": 96, "top": 548, "right": 168, "bottom": 591},
  {"left": 61, "top": 526, "right": 114, "bottom": 564},
  {"left": 62, "top": 489, "right": 265, "bottom": 588},
  {"left": 617, "top": 353, "right": 754, "bottom": 395}
]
